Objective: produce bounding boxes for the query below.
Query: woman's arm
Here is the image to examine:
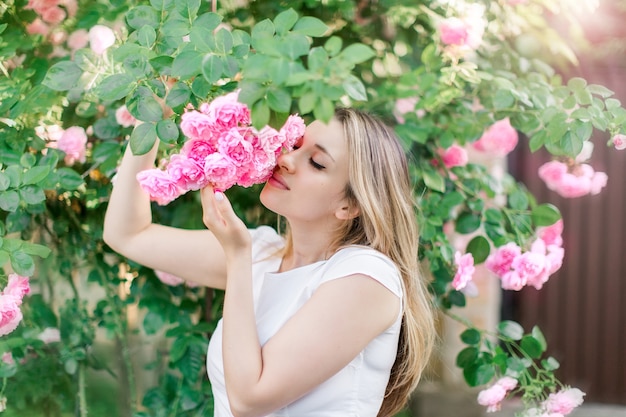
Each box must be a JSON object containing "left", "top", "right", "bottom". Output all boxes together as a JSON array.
[{"left": 103, "top": 142, "right": 228, "bottom": 289}]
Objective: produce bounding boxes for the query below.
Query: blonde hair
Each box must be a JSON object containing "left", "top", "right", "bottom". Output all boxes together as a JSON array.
[{"left": 283, "top": 108, "right": 436, "bottom": 416}]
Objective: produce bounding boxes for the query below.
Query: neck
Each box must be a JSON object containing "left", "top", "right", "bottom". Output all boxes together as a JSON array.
[{"left": 281, "top": 220, "right": 339, "bottom": 271}]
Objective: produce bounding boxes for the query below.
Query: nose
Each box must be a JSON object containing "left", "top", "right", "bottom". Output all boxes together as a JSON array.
[{"left": 277, "top": 149, "right": 295, "bottom": 172}]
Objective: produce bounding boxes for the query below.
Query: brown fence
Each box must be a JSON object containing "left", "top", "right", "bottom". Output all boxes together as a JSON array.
[{"left": 506, "top": 60, "right": 626, "bottom": 405}]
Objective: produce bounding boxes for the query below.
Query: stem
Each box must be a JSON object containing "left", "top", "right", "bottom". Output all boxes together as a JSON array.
[
  {"left": 77, "top": 362, "right": 88, "bottom": 417},
  {"left": 167, "top": 378, "right": 184, "bottom": 417}
]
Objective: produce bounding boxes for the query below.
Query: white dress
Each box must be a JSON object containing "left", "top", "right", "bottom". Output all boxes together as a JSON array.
[{"left": 206, "top": 226, "right": 403, "bottom": 417}]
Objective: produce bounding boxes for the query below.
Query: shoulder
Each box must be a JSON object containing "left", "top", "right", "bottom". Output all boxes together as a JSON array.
[{"left": 321, "top": 246, "right": 403, "bottom": 298}]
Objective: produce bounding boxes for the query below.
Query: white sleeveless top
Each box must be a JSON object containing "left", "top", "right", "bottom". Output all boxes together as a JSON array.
[{"left": 206, "top": 226, "right": 403, "bottom": 416}]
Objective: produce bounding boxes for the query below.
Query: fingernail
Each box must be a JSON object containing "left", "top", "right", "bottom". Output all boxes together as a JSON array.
[{"left": 214, "top": 191, "right": 224, "bottom": 201}]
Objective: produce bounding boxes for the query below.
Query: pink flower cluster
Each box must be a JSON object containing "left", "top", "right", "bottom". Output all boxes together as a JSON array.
[
  {"left": 137, "top": 92, "right": 305, "bottom": 205},
  {"left": 438, "top": 5, "right": 486, "bottom": 59},
  {"left": 44, "top": 125, "right": 88, "bottom": 166},
  {"left": 0, "top": 274, "right": 31, "bottom": 337},
  {"left": 452, "top": 251, "right": 475, "bottom": 290},
  {"left": 473, "top": 118, "right": 519, "bottom": 157},
  {"left": 520, "top": 388, "right": 585, "bottom": 417},
  {"left": 486, "top": 220, "right": 564, "bottom": 291},
  {"left": 538, "top": 160, "right": 607, "bottom": 198},
  {"left": 25, "top": 0, "right": 77, "bottom": 28},
  {"left": 477, "top": 376, "right": 518, "bottom": 413}
]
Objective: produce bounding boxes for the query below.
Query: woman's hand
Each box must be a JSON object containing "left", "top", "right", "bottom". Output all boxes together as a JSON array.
[{"left": 200, "top": 186, "right": 251, "bottom": 261}]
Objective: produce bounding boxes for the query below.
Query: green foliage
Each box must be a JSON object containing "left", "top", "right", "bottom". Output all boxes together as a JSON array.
[{"left": 1, "top": 0, "right": 624, "bottom": 416}]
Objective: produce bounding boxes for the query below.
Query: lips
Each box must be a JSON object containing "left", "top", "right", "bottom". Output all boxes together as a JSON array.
[{"left": 269, "top": 173, "right": 290, "bottom": 190}]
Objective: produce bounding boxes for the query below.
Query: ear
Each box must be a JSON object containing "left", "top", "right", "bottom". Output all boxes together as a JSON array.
[{"left": 335, "top": 203, "right": 360, "bottom": 220}]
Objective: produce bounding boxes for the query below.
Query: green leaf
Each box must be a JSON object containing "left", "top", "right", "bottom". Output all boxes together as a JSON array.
[
  {"left": 456, "top": 346, "right": 478, "bottom": 368},
  {"left": 455, "top": 212, "right": 481, "bottom": 234},
  {"left": 127, "top": 87, "right": 163, "bottom": 122},
  {"left": 342, "top": 74, "right": 368, "bottom": 101},
  {"left": 127, "top": 5, "right": 159, "bottom": 29},
  {"left": 202, "top": 54, "right": 224, "bottom": 84},
  {"left": 130, "top": 123, "right": 158, "bottom": 155},
  {"left": 143, "top": 310, "right": 165, "bottom": 335},
  {"left": 464, "top": 363, "right": 495, "bottom": 387},
  {"left": 531, "top": 204, "right": 561, "bottom": 227},
  {"left": 0, "top": 173, "right": 10, "bottom": 191},
  {"left": 567, "top": 77, "right": 587, "bottom": 91},
  {"left": 22, "top": 166, "right": 51, "bottom": 186},
  {"left": 169, "top": 336, "right": 190, "bottom": 362},
  {"left": 0, "top": 191, "right": 19, "bottom": 212},
  {"left": 313, "top": 97, "right": 334, "bottom": 124},
  {"left": 166, "top": 82, "right": 191, "bottom": 109},
  {"left": 531, "top": 326, "right": 547, "bottom": 352},
  {"left": 20, "top": 153, "right": 36, "bottom": 168},
  {"left": 460, "top": 328, "right": 481, "bottom": 345},
  {"left": 324, "top": 36, "right": 342, "bottom": 56},
  {"left": 96, "top": 74, "right": 137, "bottom": 101},
  {"left": 150, "top": 56, "right": 174, "bottom": 75},
  {"left": 448, "top": 290, "right": 466, "bottom": 307},
  {"left": 292, "top": 16, "right": 328, "bottom": 37},
  {"left": 57, "top": 168, "right": 85, "bottom": 190},
  {"left": 508, "top": 189, "right": 529, "bottom": 210},
  {"left": 466, "top": 236, "right": 490, "bottom": 264},
  {"left": 421, "top": 168, "right": 445, "bottom": 192},
  {"left": 172, "top": 51, "right": 203, "bottom": 80},
  {"left": 251, "top": 100, "right": 270, "bottom": 130},
  {"left": 493, "top": 89, "right": 515, "bottom": 110},
  {"left": 19, "top": 185, "right": 45, "bottom": 205},
  {"left": 298, "top": 91, "right": 316, "bottom": 114},
  {"left": 280, "top": 32, "right": 310, "bottom": 60},
  {"left": 43, "top": 61, "right": 82, "bottom": 91},
  {"left": 338, "top": 43, "right": 375, "bottom": 65},
  {"left": 274, "top": 8, "right": 298, "bottom": 35},
  {"left": 10, "top": 251, "right": 35, "bottom": 276},
  {"left": 135, "top": 26, "right": 156, "bottom": 49},
  {"left": 498, "top": 320, "right": 524, "bottom": 340},
  {"left": 156, "top": 119, "right": 179, "bottom": 143},
  {"left": 520, "top": 335, "right": 543, "bottom": 359},
  {"left": 541, "top": 356, "right": 560, "bottom": 371},
  {"left": 175, "top": 0, "right": 200, "bottom": 20},
  {"left": 21, "top": 242, "right": 52, "bottom": 258},
  {"left": 267, "top": 88, "right": 291, "bottom": 113},
  {"left": 214, "top": 28, "right": 233, "bottom": 55}
]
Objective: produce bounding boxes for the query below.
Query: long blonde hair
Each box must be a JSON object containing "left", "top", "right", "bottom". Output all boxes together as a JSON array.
[{"left": 283, "top": 108, "right": 436, "bottom": 415}]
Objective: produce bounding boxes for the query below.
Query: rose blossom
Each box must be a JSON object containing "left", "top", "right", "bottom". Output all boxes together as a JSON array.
[
  {"left": 496, "top": 376, "right": 518, "bottom": 391},
  {"left": 4, "top": 274, "right": 31, "bottom": 300},
  {"left": 57, "top": 126, "right": 87, "bottom": 165},
  {"left": 201, "top": 91, "right": 251, "bottom": 130},
  {"left": 538, "top": 161, "right": 568, "bottom": 190},
  {"left": 486, "top": 242, "right": 522, "bottom": 277},
  {"left": 452, "top": 251, "right": 475, "bottom": 290},
  {"left": 166, "top": 154, "right": 207, "bottom": 191},
  {"left": 37, "top": 327, "right": 61, "bottom": 344},
  {"left": 203, "top": 153, "right": 238, "bottom": 191},
  {"left": 26, "top": 18, "right": 50, "bottom": 36},
  {"left": 477, "top": 384, "right": 507, "bottom": 413},
  {"left": 537, "top": 219, "right": 563, "bottom": 247},
  {"left": 473, "top": 118, "right": 518, "bottom": 156},
  {"left": 544, "top": 388, "right": 585, "bottom": 415},
  {"left": 1, "top": 352, "right": 14, "bottom": 366},
  {"left": 440, "top": 144, "right": 468, "bottom": 168},
  {"left": 67, "top": 29, "right": 89, "bottom": 50},
  {"left": 393, "top": 97, "right": 422, "bottom": 124},
  {"left": 88, "top": 25, "right": 116, "bottom": 55},
  {"left": 612, "top": 134, "right": 626, "bottom": 150},
  {"left": 136, "top": 169, "right": 182, "bottom": 205},
  {"left": 511, "top": 251, "right": 547, "bottom": 282},
  {"left": 40, "top": 6, "right": 66, "bottom": 24},
  {"left": 0, "top": 298, "right": 23, "bottom": 337},
  {"left": 217, "top": 128, "right": 254, "bottom": 167},
  {"left": 439, "top": 17, "right": 469, "bottom": 46},
  {"left": 280, "top": 114, "right": 305, "bottom": 149},
  {"left": 589, "top": 171, "right": 608, "bottom": 195},
  {"left": 115, "top": 105, "right": 136, "bottom": 127},
  {"left": 180, "top": 111, "right": 216, "bottom": 142}
]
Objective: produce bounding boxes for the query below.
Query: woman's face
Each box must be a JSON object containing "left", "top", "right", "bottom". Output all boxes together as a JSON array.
[{"left": 260, "top": 118, "right": 352, "bottom": 225}]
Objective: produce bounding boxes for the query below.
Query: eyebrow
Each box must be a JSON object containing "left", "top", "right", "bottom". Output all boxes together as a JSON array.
[{"left": 314, "top": 143, "right": 335, "bottom": 162}]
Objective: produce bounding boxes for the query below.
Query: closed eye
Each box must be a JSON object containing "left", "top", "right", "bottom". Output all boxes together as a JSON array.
[{"left": 310, "top": 158, "right": 325, "bottom": 170}]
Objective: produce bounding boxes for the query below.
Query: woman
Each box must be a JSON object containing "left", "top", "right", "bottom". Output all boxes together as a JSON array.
[{"left": 103, "top": 107, "right": 436, "bottom": 417}]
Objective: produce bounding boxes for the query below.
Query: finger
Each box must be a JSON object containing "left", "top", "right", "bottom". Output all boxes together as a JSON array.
[
  {"left": 213, "top": 191, "right": 238, "bottom": 223},
  {"left": 200, "top": 186, "right": 224, "bottom": 228}
]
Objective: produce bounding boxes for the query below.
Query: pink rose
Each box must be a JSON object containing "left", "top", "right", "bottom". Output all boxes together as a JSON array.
[
  {"left": 67, "top": 29, "right": 89, "bottom": 50},
  {"left": 155, "top": 270, "right": 184, "bottom": 286},
  {"left": 37, "top": 327, "right": 61, "bottom": 343},
  {"left": 59, "top": 0, "right": 77, "bottom": 17},
  {"left": 477, "top": 384, "right": 507, "bottom": 413},
  {"left": 538, "top": 161, "right": 568, "bottom": 190},
  {"left": 393, "top": 97, "right": 425, "bottom": 124},
  {"left": 473, "top": 118, "right": 518, "bottom": 156},
  {"left": 181, "top": 137, "right": 217, "bottom": 163},
  {"left": 115, "top": 105, "right": 137, "bottom": 127},
  {"left": 589, "top": 171, "right": 608, "bottom": 195},
  {"left": 537, "top": 220, "right": 563, "bottom": 247},
  {"left": 1, "top": 352, "right": 14, "bottom": 366},
  {"left": 500, "top": 270, "right": 526, "bottom": 291},
  {"left": 257, "top": 126, "right": 285, "bottom": 155},
  {"left": 496, "top": 376, "right": 518, "bottom": 391},
  {"left": 180, "top": 110, "right": 216, "bottom": 142},
  {"left": 280, "top": 115, "right": 305, "bottom": 149},
  {"left": 217, "top": 128, "right": 254, "bottom": 167},
  {"left": 555, "top": 173, "right": 591, "bottom": 198},
  {"left": 136, "top": 169, "right": 183, "bottom": 205},
  {"left": 0, "top": 297, "right": 23, "bottom": 337},
  {"left": 4, "top": 274, "right": 30, "bottom": 301},
  {"left": 202, "top": 91, "right": 251, "bottom": 131},
  {"left": 166, "top": 154, "right": 208, "bottom": 191},
  {"left": 88, "top": 25, "right": 116, "bottom": 55},
  {"left": 26, "top": 18, "right": 50, "bottom": 36},
  {"left": 452, "top": 251, "right": 475, "bottom": 291},
  {"left": 40, "top": 5, "right": 66, "bottom": 24},
  {"left": 486, "top": 242, "right": 521, "bottom": 277},
  {"left": 440, "top": 144, "right": 468, "bottom": 168},
  {"left": 203, "top": 153, "right": 238, "bottom": 191},
  {"left": 439, "top": 17, "right": 469, "bottom": 46},
  {"left": 612, "top": 134, "right": 626, "bottom": 150},
  {"left": 544, "top": 388, "right": 585, "bottom": 415},
  {"left": 57, "top": 126, "right": 87, "bottom": 165},
  {"left": 511, "top": 251, "right": 547, "bottom": 282}
]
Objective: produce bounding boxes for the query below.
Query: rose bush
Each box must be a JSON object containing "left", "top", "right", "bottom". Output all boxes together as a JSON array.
[{"left": 1, "top": 0, "right": 625, "bottom": 416}]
